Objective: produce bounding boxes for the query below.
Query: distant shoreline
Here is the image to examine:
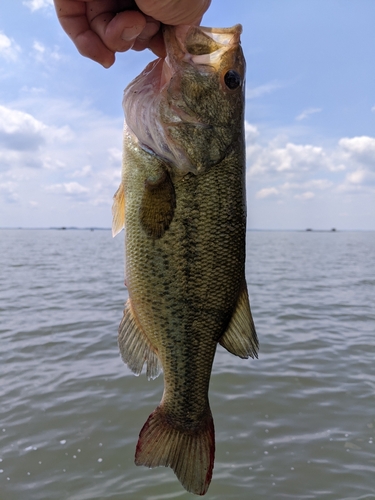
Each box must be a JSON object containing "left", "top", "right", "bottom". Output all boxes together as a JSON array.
[
  {"left": 0, "top": 227, "right": 110, "bottom": 231},
  {"left": 1, "top": 227, "right": 374, "bottom": 232}
]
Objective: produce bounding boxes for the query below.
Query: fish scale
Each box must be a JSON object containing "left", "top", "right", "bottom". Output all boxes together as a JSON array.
[{"left": 113, "top": 24, "right": 258, "bottom": 495}]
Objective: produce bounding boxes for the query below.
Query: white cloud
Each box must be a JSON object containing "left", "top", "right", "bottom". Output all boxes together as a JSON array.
[
  {"left": 254, "top": 179, "right": 332, "bottom": 202},
  {"left": 247, "top": 134, "right": 375, "bottom": 194},
  {"left": 0, "top": 105, "right": 45, "bottom": 135},
  {"left": 72, "top": 165, "right": 93, "bottom": 178},
  {"left": 338, "top": 168, "right": 375, "bottom": 193},
  {"left": 256, "top": 187, "right": 279, "bottom": 199},
  {"left": 0, "top": 105, "right": 46, "bottom": 151},
  {"left": 247, "top": 81, "right": 284, "bottom": 99},
  {"left": 0, "top": 104, "right": 76, "bottom": 179},
  {"left": 23, "top": 0, "right": 53, "bottom": 12},
  {"left": 335, "top": 136, "right": 375, "bottom": 193},
  {"left": 339, "top": 136, "right": 375, "bottom": 169},
  {"left": 276, "top": 143, "right": 326, "bottom": 172},
  {"left": 0, "top": 31, "right": 21, "bottom": 61},
  {"left": 247, "top": 141, "right": 330, "bottom": 178},
  {"left": 46, "top": 182, "right": 89, "bottom": 196},
  {"left": 347, "top": 169, "right": 367, "bottom": 185},
  {"left": 295, "top": 107, "right": 322, "bottom": 121},
  {"left": 0, "top": 181, "right": 19, "bottom": 203},
  {"left": 32, "top": 40, "right": 62, "bottom": 63},
  {"left": 245, "top": 123, "right": 375, "bottom": 210},
  {"left": 245, "top": 121, "right": 259, "bottom": 143},
  {"left": 294, "top": 191, "right": 315, "bottom": 200},
  {"left": 0, "top": 104, "right": 72, "bottom": 156},
  {"left": 0, "top": 97, "right": 124, "bottom": 224},
  {"left": 0, "top": 94, "right": 123, "bottom": 223},
  {"left": 42, "top": 157, "right": 66, "bottom": 170},
  {"left": 108, "top": 147, "right": 123, "bottom": 165},
  {"left": 306, "top": 179, "right": 333, "bottom": 190},
  {"left": 33, "top": 41, "right": 45, "bottom": 54}
]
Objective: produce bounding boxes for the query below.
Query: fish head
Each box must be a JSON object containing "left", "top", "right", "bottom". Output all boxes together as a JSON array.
[{"left": 123, "top": 24, "right": 245, "bottom": 174}]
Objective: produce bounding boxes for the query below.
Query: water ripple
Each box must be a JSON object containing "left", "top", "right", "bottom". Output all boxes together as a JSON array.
[{"left": 1, "top": 230, "right": 374, "bottom": 499}]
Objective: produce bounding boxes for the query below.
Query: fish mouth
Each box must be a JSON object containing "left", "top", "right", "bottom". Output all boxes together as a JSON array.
[
  {"left": 158, "top": 25, "right": 243, "bottom": 130},
  {"left": 164, "top": 24, "right": 243, "bottom": 70}
]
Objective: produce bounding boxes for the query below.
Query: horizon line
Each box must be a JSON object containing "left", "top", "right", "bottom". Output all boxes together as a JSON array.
[{"left": 1, "top": 227, "right": 374, "bottom": 232}]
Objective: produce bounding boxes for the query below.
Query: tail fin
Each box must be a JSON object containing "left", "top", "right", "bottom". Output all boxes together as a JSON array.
[{"left": 135, "top": 405, "right": 215, "bottom": 496}]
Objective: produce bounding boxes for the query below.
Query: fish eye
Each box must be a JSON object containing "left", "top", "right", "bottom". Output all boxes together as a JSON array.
[{"left": 224, "top": 70, "right": 241, "bottom": 90}]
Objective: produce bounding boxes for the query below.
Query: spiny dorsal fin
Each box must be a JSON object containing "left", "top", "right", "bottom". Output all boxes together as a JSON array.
[
  {"left": 135, "top": 405, "right": 215, "bottom": 495},
  {"left": 139, "top": 168, "right": 176, "bottom": 239},
  {"left": 112, "top": 183, "right": 125, "bottom": 237},
  {"left": 219, "top": 282, "right": 259, "bottom": 359},
  {"left": 118, "top": 299, "right": 162, "bottom": 380}
]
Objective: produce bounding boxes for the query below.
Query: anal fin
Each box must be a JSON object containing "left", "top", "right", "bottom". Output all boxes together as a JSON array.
[
  {"left": 219, "top": 282, "right": 259, "bottom": 359},
  {"left": 112, "top": 183, "right": 125, "bottom": 237},
  {"left": 118, "top": 300, "right": 162, "bottom": 380}
]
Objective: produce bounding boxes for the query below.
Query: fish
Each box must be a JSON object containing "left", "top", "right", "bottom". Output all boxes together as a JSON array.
[{"left": 112, "top": 23, "right": 258, "bottom": 496}]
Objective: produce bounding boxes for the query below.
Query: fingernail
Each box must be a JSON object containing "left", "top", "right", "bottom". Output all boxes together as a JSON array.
[
  {"left": 101, "top": 60, "right": 113, "bottom": 69},
  {"left": 100, "top": 53, "right": 115, "bottom": 69},
  {"left": 121, "top": 25, "right": 142, "bottom": 41}
]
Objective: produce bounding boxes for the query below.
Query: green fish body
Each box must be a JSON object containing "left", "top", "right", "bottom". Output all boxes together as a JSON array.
[{"left": 113, "top": 24, "right": 258, "bottom": 496}]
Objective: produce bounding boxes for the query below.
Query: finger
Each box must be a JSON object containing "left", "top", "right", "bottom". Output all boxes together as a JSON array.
[
  {"left": 75, "top": 29, "right": 116, "bottom": 67},
  {"left": 147, "top": 31, "right": 166, "bottom": 58},
  {"left": 89, "top": 9, "right": 147, "bottom": 52},
  {"left": 54, "top": 0, "right": 115, "bottom": 67},
  {"left": 135, "top": 0, "right": 211, "bottom": 25},
  {"left": 131, "top": 16, "right": 160, "bottom": 52}
]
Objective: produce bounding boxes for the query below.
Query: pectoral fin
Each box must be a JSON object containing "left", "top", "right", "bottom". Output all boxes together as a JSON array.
[
  {"left": 139, "top": 168, "right": 176, "bottom": 239},
  {"left": 219, "top": 282, "right": 258, "bottom": 359},
  {"left": 118, "top": 299, "right": 162, "bottom": 380},
  {"left": 112, "top": 183, "right": 125, "bottom": 237}
]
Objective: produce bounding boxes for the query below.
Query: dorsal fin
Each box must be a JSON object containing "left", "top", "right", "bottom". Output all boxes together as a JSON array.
[{"left": 112, "top": 183, "right": 125, "bottom": 237}]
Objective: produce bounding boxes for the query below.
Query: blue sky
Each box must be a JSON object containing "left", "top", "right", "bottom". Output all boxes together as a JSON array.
[{"left": 1, "top": 0, "right": 374, "bottom": 229}]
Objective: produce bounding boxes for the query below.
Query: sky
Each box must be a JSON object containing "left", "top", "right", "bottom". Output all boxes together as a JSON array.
[{"left": 1, "top": 0, "right": 375, "bottom": 230}]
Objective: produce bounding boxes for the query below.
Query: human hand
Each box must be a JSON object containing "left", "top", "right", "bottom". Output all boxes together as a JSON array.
[{"left": 54, "top": 0, "right": 211, "bottom": 68}]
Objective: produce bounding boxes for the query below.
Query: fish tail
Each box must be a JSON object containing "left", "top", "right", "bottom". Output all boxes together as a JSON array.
[{"left": 135, "top": 405, "right": 215, "bottom": 496}]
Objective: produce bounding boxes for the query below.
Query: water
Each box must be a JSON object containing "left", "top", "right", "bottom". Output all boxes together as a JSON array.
[{"left": 1, "top": 229, "right": 374, "bottom": 500}]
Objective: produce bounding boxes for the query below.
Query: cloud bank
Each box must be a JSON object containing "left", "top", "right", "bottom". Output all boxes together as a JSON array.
[
  {"left": 1, "top": 100, "right": 374, "bottom": 229},
  {"left": 23, "top": 0, "right": 53, "bottom": 12},
  {"left": 246, "top": 122, "right": 375, "bottom": 200}
]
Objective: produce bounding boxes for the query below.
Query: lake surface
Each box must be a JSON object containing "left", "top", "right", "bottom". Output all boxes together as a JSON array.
[{"left": 1, "top": 229, "right": 374, "bottom": 500}]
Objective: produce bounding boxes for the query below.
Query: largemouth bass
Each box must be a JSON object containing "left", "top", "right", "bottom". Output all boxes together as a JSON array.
[{"left": 112, "top": 23, "right": 258, "bottom": 496}]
